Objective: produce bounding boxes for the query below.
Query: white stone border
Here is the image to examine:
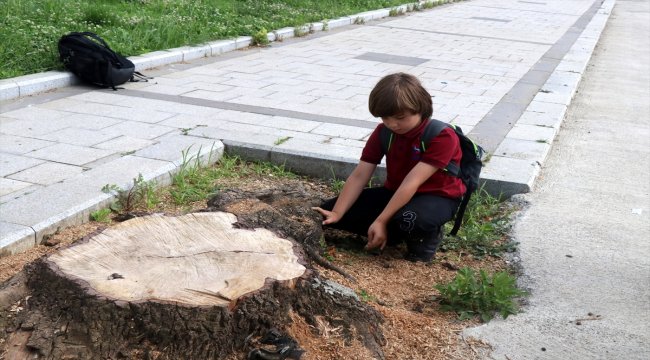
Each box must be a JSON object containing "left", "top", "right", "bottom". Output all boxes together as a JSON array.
[{"left": 0, "top": 0, "right": 459, "bottom": 102}]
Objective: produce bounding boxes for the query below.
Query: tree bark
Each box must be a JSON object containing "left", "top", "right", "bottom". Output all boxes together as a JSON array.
[{"left": 16, "top": 207, "right": 384, "bottom": 359}]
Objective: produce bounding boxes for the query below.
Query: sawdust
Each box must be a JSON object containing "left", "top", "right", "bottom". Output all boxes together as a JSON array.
[{"left": 0, "top": 174, "right": 504, "bottom": 359}]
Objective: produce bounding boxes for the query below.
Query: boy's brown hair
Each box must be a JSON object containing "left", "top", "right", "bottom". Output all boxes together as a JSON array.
[{"left": 368, "top": 72, "right": 433, "bottom": 120}]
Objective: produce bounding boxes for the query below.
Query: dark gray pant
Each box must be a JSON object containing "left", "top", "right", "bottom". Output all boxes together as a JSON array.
[{"left": 320, "top": 187, "right": 460, "bottom": 244}]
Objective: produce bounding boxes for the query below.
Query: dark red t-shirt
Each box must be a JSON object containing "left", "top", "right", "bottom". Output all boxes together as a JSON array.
[{"left": 361, "top": 120, "right": 466, "bottom": 199}]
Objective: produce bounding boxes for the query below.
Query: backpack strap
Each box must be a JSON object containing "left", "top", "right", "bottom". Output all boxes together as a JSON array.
[
  {"left": 379, "top": 125, "right": 393, "bottom": 154},
  {"left": 449, "top": 186, "right": 474, "bottom": 236}
]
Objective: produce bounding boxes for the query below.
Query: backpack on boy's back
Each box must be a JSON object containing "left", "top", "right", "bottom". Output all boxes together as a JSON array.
[
  {"left": 58, "top": 32, "right": 149, "bottom": 90},
  {"left": 379, "top": 118, "right": 485, "bottom": 236}
]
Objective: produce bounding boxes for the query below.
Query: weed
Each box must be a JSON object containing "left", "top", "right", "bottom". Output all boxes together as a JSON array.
[
  {"left": 328, "top": 167, "right": 345, "bottom": 193},
  {"left": 441, "top": 187, "right": 516, "bottom": 258},
  {"left": 536, "top": 139, "right": 548, "bottom": 143},
  {"left": 169, "top": 146, "right": 219, "bottom": 205},
  {"left": 102, "top": 174, "right": 160, "bottom": 213},
  {"left": 423, "top": 1, "right": 436, "bottom": 9},
  {"left": 389, "top": 8, "right": 405, "bottom": 16},
  {"left": 249, "top": 161, "right": 296, "bottom": 179},
  {"left": 251, "top": 28, "right": 270, "bottom": 46},
  {"left": 294, "top": 26, "right": 308, "bottom": 37},
  {"left": 90, "top": 208, "right": 112, "bottom": 223},
  {"left": 434, "top": 267, "right": 527, "bottom": 322},
  {"left": 169, "top": 149, "right": 297, "bottom": 205},
  {"left": 353, "top": 16, "right": 365, "bottom": 25},
  {"left": 322, "top": 20, "right": 329, "bottom": 31},
  {"left": 274, "top": 136, "right": 291, "bottom": 145},
  {"left": 358, "top": 289, "right": 376, "bottom": 302}
]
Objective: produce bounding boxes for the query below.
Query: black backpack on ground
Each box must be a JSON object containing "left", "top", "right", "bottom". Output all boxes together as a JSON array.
[
  {"left": 58, "top": 32, "right": 148, "bottom": 90},
  {"left": 379, "top": 119, "right": 485, "bottom": 236}
]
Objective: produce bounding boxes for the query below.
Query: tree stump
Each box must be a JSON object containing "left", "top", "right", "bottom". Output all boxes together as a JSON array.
[{"left": 19, "top": 207, "right": 385, "bottom": 359}]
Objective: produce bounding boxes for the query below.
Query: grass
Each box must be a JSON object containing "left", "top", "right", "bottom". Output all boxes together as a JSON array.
[
  {"left": 434, "top": 267, "right": 527, "bottom": 322},
  {"left": 1, "top": 0, "right": 417, "bottom": 79},
  {"left": 442, "top": 187, "right": 517, "bottom": 258},
  {"left": 90, "top": 208, "right": 112, "bottom": 223},
  {"left": 95, "top": 147, "right": 300, "bottom": 220}
]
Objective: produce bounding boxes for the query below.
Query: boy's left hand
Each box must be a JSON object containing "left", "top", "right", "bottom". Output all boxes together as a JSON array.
[{"left": 366, "top": 221, "right": 387, "bottom": 250}]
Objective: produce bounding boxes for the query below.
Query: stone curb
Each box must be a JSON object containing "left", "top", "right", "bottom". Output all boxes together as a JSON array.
[
  {"left": 0, "top": 1, "right": 456, "bottom": 102},
  {"left": 480, "top": 0, "right": 616, "bottom": 198}
]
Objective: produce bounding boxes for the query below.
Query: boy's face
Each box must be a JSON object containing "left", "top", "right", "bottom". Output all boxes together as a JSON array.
[{"left": 381, "top": 111, "right": 422, "bottom": 135}]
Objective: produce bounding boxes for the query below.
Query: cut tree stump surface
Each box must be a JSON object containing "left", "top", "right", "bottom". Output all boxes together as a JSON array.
[
  {"left": 9, "top": 189, "right": 385, "bottom": 359},
  {"left": 48, "top": 212, "right": 306, "bottom": 306}
]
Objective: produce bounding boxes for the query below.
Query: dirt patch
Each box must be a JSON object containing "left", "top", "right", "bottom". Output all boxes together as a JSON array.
[{"left": 0, "top": 174, "right": 500, "bottom": 359}]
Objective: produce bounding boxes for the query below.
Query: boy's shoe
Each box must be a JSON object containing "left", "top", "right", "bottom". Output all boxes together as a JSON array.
[{"left": 404, "top": 227, "right": 444, "bottom": 263}]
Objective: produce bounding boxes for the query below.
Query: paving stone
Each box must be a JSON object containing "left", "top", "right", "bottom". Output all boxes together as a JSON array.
[
  {"left": 310, "top": 123, "right": 373, "bottom": 140},
  {"left": 94, "top": 136, "right": 156, "bottom": 153},
  {"left": 516, "top": 110, "right": 562, "bottom": 128},
  {"left": 0, "top": 153, "right": 44, "bottom": 177},
  {"left": 64, "top": 101, "right": 176, "bottom": 123},
  {"left": 0, "top": 178, "right": 33, "bottom": 196},
  {"left": 101, "top": 121, "right": 176, "bottom": 140},
  {"left": 480, "top": 156, "right": 541, "bottom": 197},
  {"left": 134, "top": 134, "right": 222, "bottom": 165},
  {"left": 26, "top": 143, "right": 116, "bottom": 166},
  {"left": 0, "top": 134, "right": 55, "bottom": 155},
  {"left": 0, "top": 115, "right": 83, "bottom": 137},
  {"left": 7, "top": 162, "right": 85, "bottom": 185},
  {"left": 275, "top": 137, "right": 362, "bottom": 161},
  {"left": 526, "top": 100, "right": 568, "bottom": 118},
  {"left": 35, "top": 127, "right": 117, "bottom": 146},
  {"left": 65, "top": 113, "right": 125, "bottom": 130},
  {"left": 535, "top": 82, "right": 576, "bottom": 105},
  {"left": 494, "top": 137, "right": 551, "bottom": 162},
  {"left": 188, "top": 126, "right": 280, "bottom": 148},
  {"left": 268, "top": 116, "right": 321, "bottom": 132},
  {"left": 506, "top": 124, "right": 558, "bottom": 142},
  {"left": 1, "top": 105, "right": 69, "bottom": 122}
]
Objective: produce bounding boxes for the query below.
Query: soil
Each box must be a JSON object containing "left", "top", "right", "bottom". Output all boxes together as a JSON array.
[{"left": 0, "top": 173, "right": 501, "bottom": 359}]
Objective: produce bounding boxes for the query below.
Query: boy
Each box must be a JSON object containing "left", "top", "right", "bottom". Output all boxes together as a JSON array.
[{"left": 313, "top": 73, "right": 465, "bottom": 262}]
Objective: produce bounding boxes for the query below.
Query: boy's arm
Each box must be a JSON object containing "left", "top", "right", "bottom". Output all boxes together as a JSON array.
[
  {"left": 366, "top": 162, "right": 439, "bottom": 250},
  {"left": 313, "top": 161, "right": 376, "bottom": 225}
]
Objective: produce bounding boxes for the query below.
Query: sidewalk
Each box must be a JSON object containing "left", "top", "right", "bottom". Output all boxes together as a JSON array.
[
  {"left": 464, "top": 0, "right": 650, "bottom": 357},
  {"left": 0, "top": 0, "right": 613, "bottom": 255}
]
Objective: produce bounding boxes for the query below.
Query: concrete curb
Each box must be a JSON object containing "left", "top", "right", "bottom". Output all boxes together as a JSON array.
[
  {"left": 0, "top": 1, "right": 458, "bottom": 102},
  {"left": 480, "top": 0, "right": 616, "bottom": 198}
]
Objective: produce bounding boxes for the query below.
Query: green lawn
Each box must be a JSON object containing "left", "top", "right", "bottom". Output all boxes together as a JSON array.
[{"left": 0, "top": 0, "right": 416, "bottom": 79}]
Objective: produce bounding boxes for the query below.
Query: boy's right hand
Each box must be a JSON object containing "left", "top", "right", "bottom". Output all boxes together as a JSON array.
[{"left": 312, "top": 207, "right": 341, "bottom": 225}]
